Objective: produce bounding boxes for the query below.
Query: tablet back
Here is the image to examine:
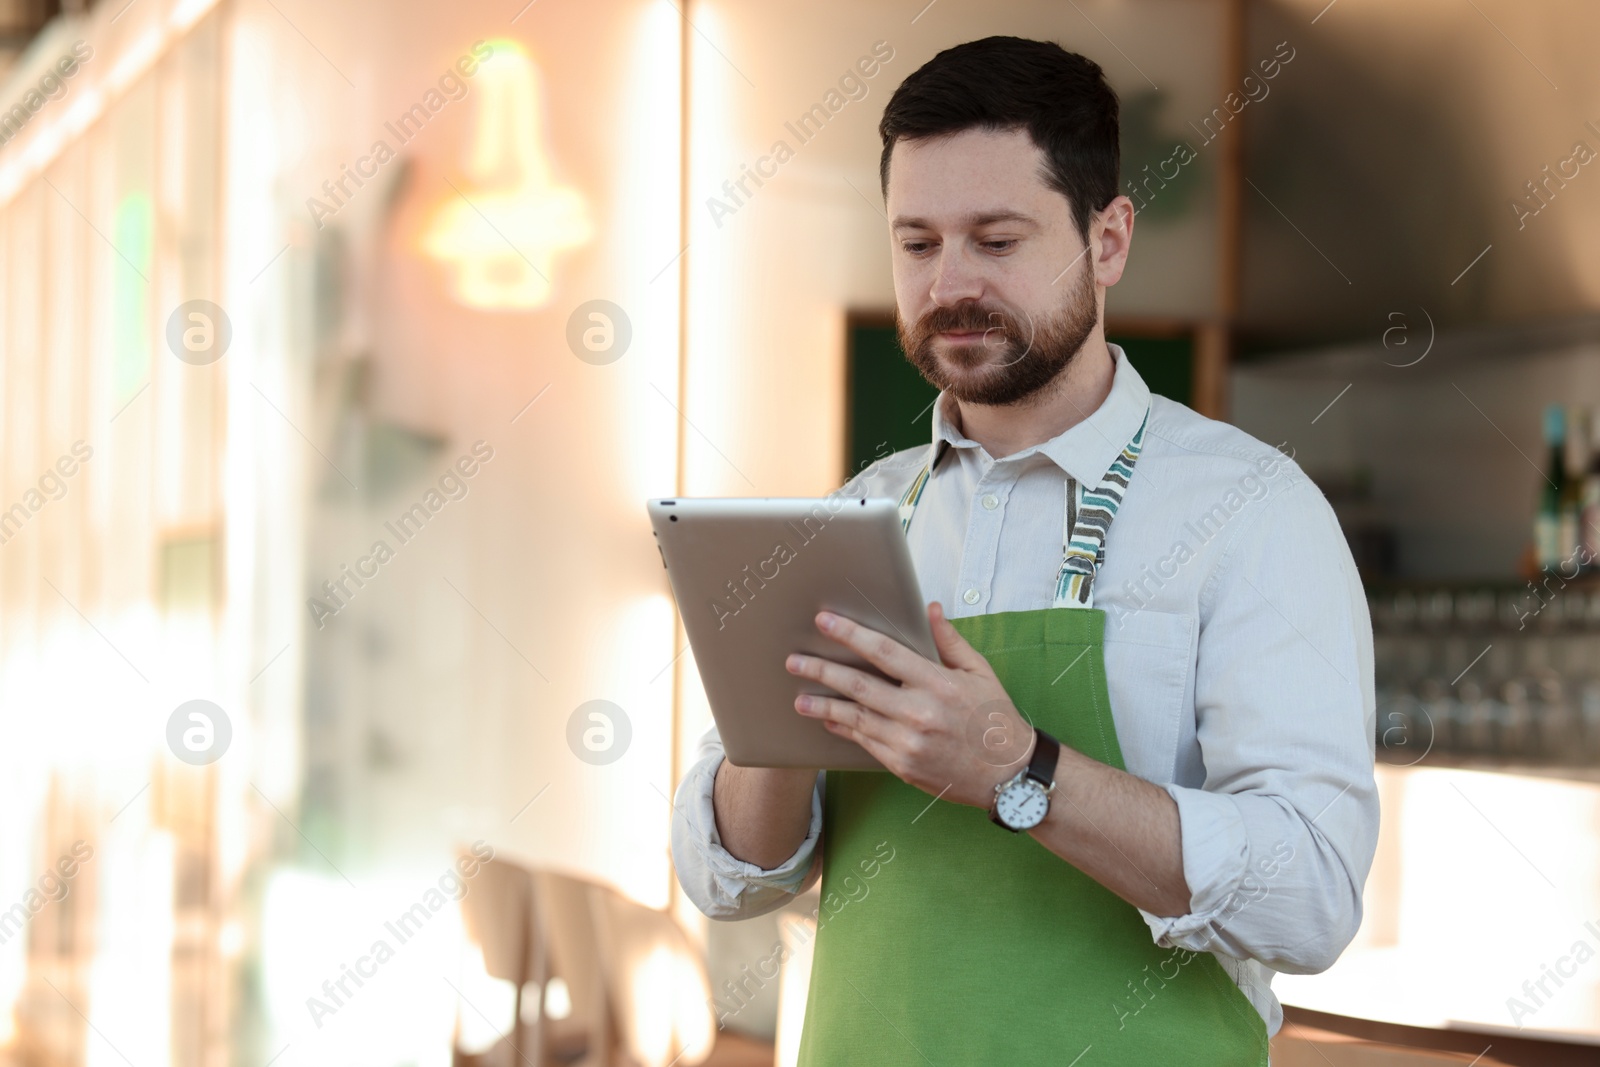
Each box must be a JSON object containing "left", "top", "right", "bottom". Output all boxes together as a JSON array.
[{"left": 648, "top": 496, "right": 936, "bottom": 770}]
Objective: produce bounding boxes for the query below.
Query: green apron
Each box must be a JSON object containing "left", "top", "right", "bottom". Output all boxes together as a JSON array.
[{"left": 796, "top": 408, "right": 1268, "bottom": 1065}]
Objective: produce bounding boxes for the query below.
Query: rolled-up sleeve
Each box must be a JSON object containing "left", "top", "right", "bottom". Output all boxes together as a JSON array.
[
  {"left": 1135, "top": 477, "right": 1380, "bottom": 975},
  {"left": 670, "top": 720, "right": 825, "bottom": 920}
]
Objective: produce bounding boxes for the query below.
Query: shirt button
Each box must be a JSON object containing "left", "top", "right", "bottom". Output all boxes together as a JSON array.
[
  {"left": 962, "top": 588, "right": 981, "bottom": 605},
  {"left": 981, "top": 494, "right": 999, "bottom": 510}
]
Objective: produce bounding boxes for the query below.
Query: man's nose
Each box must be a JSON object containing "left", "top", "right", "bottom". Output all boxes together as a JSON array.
[{"left": 928, "top": 245, "right": 986, "bottom": 308}]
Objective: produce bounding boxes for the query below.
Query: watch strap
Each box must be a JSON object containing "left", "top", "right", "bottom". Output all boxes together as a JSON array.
[{"left": 1025, "top": 727, "right": 1060, "bottom": 789}]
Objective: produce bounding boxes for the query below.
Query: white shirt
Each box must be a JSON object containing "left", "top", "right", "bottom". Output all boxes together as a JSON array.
[{"left": 670, "top": 344, "right": 1379, "bottom": 1038}]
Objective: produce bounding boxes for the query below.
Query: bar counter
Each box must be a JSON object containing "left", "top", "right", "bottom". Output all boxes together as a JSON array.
[{"left": 1273, "top": 758, "right": 1600, "bottom": 1064}]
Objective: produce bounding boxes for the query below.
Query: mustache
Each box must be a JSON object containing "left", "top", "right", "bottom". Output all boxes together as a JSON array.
[
  {"left": 919, "top": 302, "right": 1018, "bottom": 335},
  {"left": 913, "top": 303, "right": 1036, "bottom": 362}
]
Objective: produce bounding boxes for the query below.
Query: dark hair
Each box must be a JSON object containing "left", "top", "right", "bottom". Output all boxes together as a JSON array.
[{"left": 878, "top": 36, "right": 1120, "bottom": 243}]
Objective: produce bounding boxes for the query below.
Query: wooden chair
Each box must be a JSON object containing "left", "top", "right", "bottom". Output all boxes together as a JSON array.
[
  {"left": 452, "top": 856, "right": 613, "bottom": 1067},
  {"left": 585, "top": 877, "right": 716, "bottom": 1065},
  {"left": 453, "top": 851, "right": 718, "bottom": 1067},
  {"left": 532, "top": 868, "right": 620, "bottom": 1066}
]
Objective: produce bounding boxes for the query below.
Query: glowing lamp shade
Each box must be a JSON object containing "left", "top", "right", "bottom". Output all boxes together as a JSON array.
[{"left": 421, "top": 40, "right": 592, "bottom": 309}]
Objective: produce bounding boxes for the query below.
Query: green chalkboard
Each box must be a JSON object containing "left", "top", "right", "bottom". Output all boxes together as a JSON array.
[
  {"left": 845, "top": 318, "right": 940, "bottom": 481},
  {"left": 1106, "top": 332, "right": 1194, "bottom": 409}
]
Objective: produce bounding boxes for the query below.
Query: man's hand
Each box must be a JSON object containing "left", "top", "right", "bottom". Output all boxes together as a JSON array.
[
  {"left": 789, "top": 600, "right": 1193, "bottom": 917},
  {"left": 785, "top": 600, "right": 1035, "bottom": 809}
]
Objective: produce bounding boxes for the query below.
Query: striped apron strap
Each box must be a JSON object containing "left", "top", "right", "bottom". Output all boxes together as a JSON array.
[
  {"left": 898, "top": 406, "right": 1150, "bottom": 610},
  {"left": 1054, "top": 408, "right": 1149, "bottom": 609},
  {"left": 896, "top": 441, "right": 939, "bottom": 533}
]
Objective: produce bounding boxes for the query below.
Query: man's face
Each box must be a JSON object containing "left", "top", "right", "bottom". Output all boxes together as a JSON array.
[{"left": 887, "top": 127, "right": 1116, "bottom": 406}]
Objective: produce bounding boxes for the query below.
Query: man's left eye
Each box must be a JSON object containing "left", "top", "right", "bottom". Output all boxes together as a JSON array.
[{"left": 982, "top": 240, "right": 1016, "bottom": 252}]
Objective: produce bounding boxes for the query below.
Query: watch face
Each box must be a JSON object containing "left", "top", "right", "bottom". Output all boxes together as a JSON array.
[{"left": 996, "top": 779, "right": 1048, "bottom": 830}]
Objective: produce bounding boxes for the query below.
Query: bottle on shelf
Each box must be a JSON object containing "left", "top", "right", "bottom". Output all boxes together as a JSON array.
[
  {"left": 1537, "top": 404, "right": 1570, "bottom": 571},
  {"left": 1581, "top": 406, "right": 1600, "bottom": 569},
  {"left": 1561, "top": 404, "right": 1587, "bottom": 567}
]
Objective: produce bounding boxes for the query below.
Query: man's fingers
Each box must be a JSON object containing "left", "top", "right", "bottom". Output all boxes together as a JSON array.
[
  {"left": 929, "top": 601, "right": 985, "bottom": 671},
  {"left": 826, "top": 720, "right": 898, "bottom": 772},
  {"left": 806, "top": 697, "right": 908, "bottom": 771},
  {"left": 788, "top": 653, "right": 913, "bottom": 719},
  {"left": 814, "top": 611, "right": 947, "bottom": 689},
  {"left": 796, "top": 693, "right": 903, "bottom": 752}
]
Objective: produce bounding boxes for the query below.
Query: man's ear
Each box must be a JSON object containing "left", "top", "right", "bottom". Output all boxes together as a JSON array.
[{"left": 1092, "top": 196, "right": 1135, "bottom": 288}]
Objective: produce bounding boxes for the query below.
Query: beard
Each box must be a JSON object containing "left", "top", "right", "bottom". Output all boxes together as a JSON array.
[{"left": 897, "top": 254, "right": 1099, "bottom": 407}]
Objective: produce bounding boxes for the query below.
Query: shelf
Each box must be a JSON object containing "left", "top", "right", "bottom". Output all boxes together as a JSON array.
[{"left": 1377, "top": 748, "right": 1600, "bottom": 784}]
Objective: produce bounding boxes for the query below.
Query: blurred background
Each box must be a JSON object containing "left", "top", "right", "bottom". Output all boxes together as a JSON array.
[{"left": 1, "top": 0, "right": 1598, "bottom": 1064}]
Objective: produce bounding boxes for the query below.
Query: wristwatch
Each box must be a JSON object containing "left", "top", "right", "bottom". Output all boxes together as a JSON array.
[{"left": 989, "top": 728, "right": 1061, "bottom": 832}]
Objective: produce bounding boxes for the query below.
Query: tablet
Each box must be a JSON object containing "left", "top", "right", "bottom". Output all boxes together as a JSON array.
[{"left": 648, "top": 496, "right": 937, "bottom": 770}]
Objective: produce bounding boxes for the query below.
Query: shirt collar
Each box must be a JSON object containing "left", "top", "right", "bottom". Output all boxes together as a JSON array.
[{"left": 926, "top": 342, "right": 1152, "bottom": 485}]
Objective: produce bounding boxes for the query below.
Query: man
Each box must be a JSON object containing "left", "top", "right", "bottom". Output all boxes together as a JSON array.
[{"left": 671, "top": 35, "right": 1377, "bottom": 1064}]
